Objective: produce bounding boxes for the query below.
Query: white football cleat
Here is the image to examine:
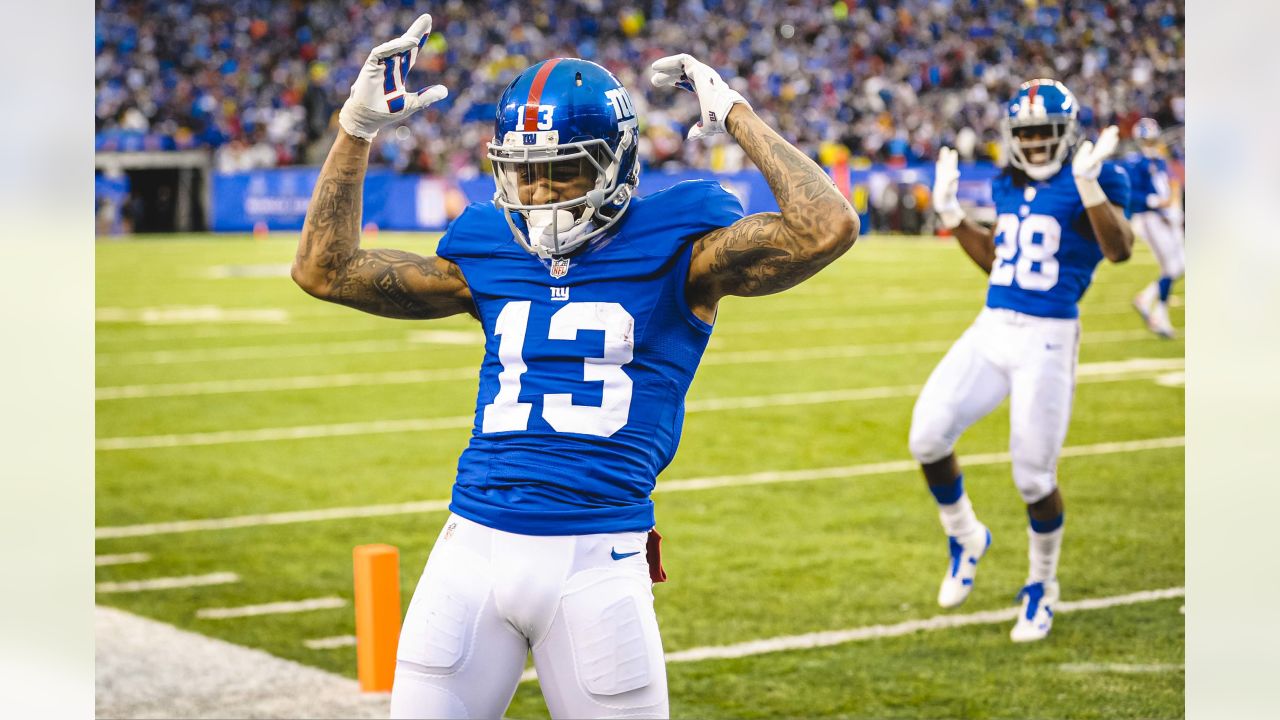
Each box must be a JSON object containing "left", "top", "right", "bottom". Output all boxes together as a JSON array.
[
  {"left": 1147, "top": 302, "right": 1177, "bottom": 339},
  {"left": 1010, "top": 579, "right": 1060, "bottom": 642},
  {"left": 937, "top": 525, "right": 991, "bottom": 609},
  {"left": 1132, "top": 285, "right": 1156, "bottom": 324}
]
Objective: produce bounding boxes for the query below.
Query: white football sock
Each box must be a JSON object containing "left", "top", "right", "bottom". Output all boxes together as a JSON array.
[
  {"left": 1027, "top": 525, "right": 1064, "bottom": 583},
  {"left": 938, "top": 494, "right": 980, "bottom": 538}
]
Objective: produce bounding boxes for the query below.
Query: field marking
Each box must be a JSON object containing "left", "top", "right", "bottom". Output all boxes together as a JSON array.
[
  {"left": 205, "top": 264, "right": 293, "bottom": 279},
  {"left": 96, "top": 572, "right": 240, "bottom": 594},
  {"left": 1058, "top": 663, "right": 1184, "bottom": 674},
  {"left": 94, "top": 322, "right": 1166, "bottom": 368},
  {"left": 95, "top": 339, "right": 440, "bottom": 367},
  {"left": 95, "top": 552, "right": 151, "bottom": 566},
  {"left": 517, "top": 586, "right": 1185, "bottom": 681},
  {"left": 95, "top": 359, "right": 1183, "bottom": 448},
  {"left": 96, "top": 416, "right": 474, "bottom": 451},
  {"left": 92, "top": 299, "right": 1157, "bottom": 348},
  {"left": 303, "top": 635, "right": 357, "bottom": 650},
  {"left": 196, "top": 597, "right": 347, "bottom": 620},
  {"left": 94, "top": 318, "right": 1177, "bottom": 401},
  {"left": 97, "top": 306, "right": 290, "bottom": 325},
  {"left": 94, "top": 436, "right": 1183, "bottom": 539},
  {"left": 406, "top": 329, "right": 485, "bottom": 344},
  {"left": 96, "top": 500, "right": 454, "bottom": 539},
  {"left": 96, "top": 367, "right": 477, "bottom": 400},
  {"left": 720, "top": 303, "right": 1161, "bottom": 336}
]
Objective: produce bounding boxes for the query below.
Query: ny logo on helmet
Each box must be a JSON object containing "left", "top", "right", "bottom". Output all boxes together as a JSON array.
[{"left": 604, "top": 88, "right": 636, "bottom": 122}]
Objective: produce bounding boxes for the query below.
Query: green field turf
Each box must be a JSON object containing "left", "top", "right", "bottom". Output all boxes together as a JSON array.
[{"left": 95, "top": 232, "right": 1184, "bottom": 719}]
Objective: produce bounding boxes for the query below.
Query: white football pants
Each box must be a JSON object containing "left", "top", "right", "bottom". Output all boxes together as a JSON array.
[
  {"left": 909, "top": 308, "right": 1080, "bottom": 504},
  {"left": 1131, "top": 210, "right": 1185, "bottom": 280},
  {"left": 390, "top": 514, "right": 668, "bottom": 719}
]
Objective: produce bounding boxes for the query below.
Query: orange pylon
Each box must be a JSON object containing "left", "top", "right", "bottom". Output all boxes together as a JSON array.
[{"left": 353, "top": 544, "right": 401, "bottom": 692}]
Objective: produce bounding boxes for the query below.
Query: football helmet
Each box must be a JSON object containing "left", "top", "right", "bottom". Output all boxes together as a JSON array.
[
  {"left": 488, "top": 58, "right": 640, "bottom": 258},
  {"left": 1002, "top": 79, "right": 1079, "bottom": 181},
  {"left": 1134, "top": 117, "right": 1162, "bottom": 156}
]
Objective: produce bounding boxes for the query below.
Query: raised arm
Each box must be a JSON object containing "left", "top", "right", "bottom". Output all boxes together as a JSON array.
[
  {"left": 1073, "top": 127, "right": 1133, "bottom": 263},
  {"left": 291, "top": 132, "right": 472, "bottom": 319},
  {"left": 932, "top": 147, "right": 996, "bottom": 274},
  {"left": 686, "top": 107, "right": 859, "bottom": 313},
  {"left": 648, "top": 54, "right": 858, "bottom": 321},
  {"left": 289, "top": 13, "right": 473, "bottom": 320}
]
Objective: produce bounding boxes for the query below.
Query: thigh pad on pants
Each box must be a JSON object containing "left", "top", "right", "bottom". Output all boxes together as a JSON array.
[{"left": 560, "top": 576, "right": 653, "bottom": 696}]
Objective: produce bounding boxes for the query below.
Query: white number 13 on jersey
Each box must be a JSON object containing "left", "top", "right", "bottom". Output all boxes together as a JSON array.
[
  {"left": 990, "top": 213, "right": 1061, "bottom": 291},
  {"left": 482, "top": 301, "right": 635, "bottom": 438}
]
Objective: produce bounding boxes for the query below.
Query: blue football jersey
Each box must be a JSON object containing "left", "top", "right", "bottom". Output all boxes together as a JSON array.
[
  {"left": 436, "top": 180, "right": 745, "bottom": 535},
  {"left": 1125, "top": 155, "right": 1169, "bottom": 215},
  {"left": 985, "top": 163, "right": 1131, "bottom": 319}
]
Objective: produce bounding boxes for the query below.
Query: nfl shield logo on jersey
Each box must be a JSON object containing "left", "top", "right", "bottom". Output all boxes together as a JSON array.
[{"left": 550, "top": 257, "right": 571, "bottom": 278}]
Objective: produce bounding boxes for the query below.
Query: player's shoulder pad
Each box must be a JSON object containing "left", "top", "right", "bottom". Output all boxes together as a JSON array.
[
  {"left": 627, "top": 180, "right": 745, "bottom": 239},
  {"left": 1097, "top": 161, "right": 1132, "bottom": 216},
  {"left": 435, "top": 201, "right": 510, "bottom": 262}
]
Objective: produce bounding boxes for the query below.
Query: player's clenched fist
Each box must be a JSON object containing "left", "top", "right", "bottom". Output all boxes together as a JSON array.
[
  {"left": 338, "top": 13, "right": 448, "bottom": 141},
  {"left": 650, "top": 54, "right": 751, "bottom": 140}
]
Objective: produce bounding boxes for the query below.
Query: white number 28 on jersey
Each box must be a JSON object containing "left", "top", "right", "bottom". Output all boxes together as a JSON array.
[
  {"left": 990, "top": 213, "right": 1062, "bottom": 291},
  {"left": 482, "top": 301, "right": 635, "bottom": 438}
]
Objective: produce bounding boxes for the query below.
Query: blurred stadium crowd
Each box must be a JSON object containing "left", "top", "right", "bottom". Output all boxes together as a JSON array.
[{"left": 95, "top": 0, "right": 1184, "bottom": 175}]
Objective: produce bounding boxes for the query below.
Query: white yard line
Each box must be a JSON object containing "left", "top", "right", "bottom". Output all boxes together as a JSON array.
[
  {"left": 96, "top": 572, "right": 240, "bottom": 594},
  {"left": 97, "top": 306, "right": 290, "bottom": 325},
  {"left": 95, "top": 436, "right": 1183, "bottom": 539},
  {"left": 197, "top": 597, "right": 346, "bottom": 620},
  {"left": 97, "top": 367, "right": 477, "bottom": 400},
  {"left": 1058, "top": 663, "right": 1184, "bottom": 674},
  {"left": 95, "top": 319, "right": 1168, "bottom": 368},
  {"left": 95, "top": 552, "right": 152, "bottom": 566},
  {"left": 96, "top": 499, "right": 453, "bottom": 539},
  {"left": 96, "top": 416, "right": 475, "bottom": 451},
  {"left": 95, "top": 359, "right": 1183, "bottom": 450},
  {"left": 96, "top": 339, "right": 426, "bottom": 367},
  {"left": 303, "top": 635, "right": 358, "bottom": 650},
  {"left": 518, "top": 587, "right": 1185, "bottom": 681}
]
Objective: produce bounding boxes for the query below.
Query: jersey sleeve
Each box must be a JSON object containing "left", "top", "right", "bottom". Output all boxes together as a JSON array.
[
  {"left": 434, "top": 203, "right": 508, "bottom": 262},
  {"left": 697, "top": 181, "right": 747, "bottom": 233},
  {"left": 1097, "top": 162, "right": 1132, "bottom": 218}
]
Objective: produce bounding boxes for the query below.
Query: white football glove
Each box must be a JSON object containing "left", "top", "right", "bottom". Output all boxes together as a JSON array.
[
  {"left": 650, "top": 54, "right": 751, "bottom": 140},
  {"left": 932, "top": 146, "right": 964, "bottom": 229},
  {"left": 1072, "top": 125, "right": 1119, "bottom": 207},
  {"left": 338, "top": 13, "right": 448, "bottom": 141}
]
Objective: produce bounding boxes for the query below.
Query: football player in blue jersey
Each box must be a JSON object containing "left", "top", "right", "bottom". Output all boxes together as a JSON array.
[
  {"left": 291, "top": 14, "right": 859, "bottom": 719},
  {"left": 1128, "top": 117, "right": 1184, "bottom": 338},
  {"left": 915, "top": 79, "right": 1134, "bottom": 642}
]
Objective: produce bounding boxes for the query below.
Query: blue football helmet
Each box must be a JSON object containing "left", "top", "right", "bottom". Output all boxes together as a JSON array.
[
  {"left": 1002, "top": 79, "right": 1079, "bottom": 181},
  {"left": 1134, "top": 117, "right": 1162, "bottom": 157},
  {"left": 487, "top": 58, "right": 641, "bottom": 257}
]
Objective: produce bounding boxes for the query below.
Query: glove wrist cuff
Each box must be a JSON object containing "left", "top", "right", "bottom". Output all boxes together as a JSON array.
[
  {"left": 1074, "top": 176, "right": 1108, "bottom": 208},
  {"left": 938, "top": 207, "right": 965, "bottom": 230},
  {"left": 339, "top": 101, "right": 380, "bottom": 141}
]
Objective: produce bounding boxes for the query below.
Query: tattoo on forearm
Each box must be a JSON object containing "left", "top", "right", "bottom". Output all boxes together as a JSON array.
[{"left": 331, "top": 249, "right": 467, "bottom": 319}]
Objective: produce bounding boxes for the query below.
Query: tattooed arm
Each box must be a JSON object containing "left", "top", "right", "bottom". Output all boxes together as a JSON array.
[
  {"left": 686, "top": 106, "right": 859, "bottom": 322},
  {"left": 291, "top": 131, "right": 474, "bottom": 320}
]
